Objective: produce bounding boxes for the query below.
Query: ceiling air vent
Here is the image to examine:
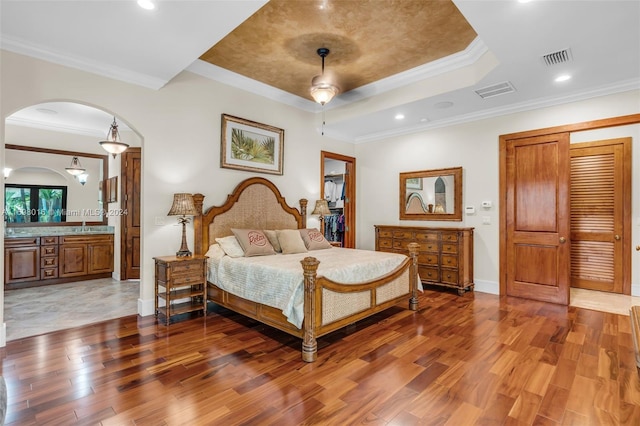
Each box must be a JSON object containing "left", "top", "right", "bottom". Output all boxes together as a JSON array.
[
  {"left": 475, "top": 81, "right": 516, "bottom": 99},
  {"left": 542, "top": 48, "right": 573, "bottom": 66}
]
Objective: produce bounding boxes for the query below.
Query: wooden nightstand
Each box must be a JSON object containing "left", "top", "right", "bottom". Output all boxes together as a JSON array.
[{"left": 154, "top": 255, "right": 208, "bottom": 324}]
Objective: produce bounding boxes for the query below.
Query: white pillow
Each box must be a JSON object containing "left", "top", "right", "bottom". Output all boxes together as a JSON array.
[
  {"left": 204, "top": 243, "right": 225, "bottom": 261},
  {"left": 214, "top": 236, "right": 245, "bottom": 258},
  {"left": 276, "top": 229, "right": 307, "bottom": 254}
]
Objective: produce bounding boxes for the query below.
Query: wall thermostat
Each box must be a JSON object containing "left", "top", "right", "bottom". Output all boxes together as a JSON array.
[{"left": 481, "top": 201, "right": 492, "bottom": 208}]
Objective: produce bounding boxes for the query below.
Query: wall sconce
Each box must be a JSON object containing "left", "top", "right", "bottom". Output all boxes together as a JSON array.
[
  {"left": 65, "top": 156, "right": 85, "bottom": 176},
  {"left": 99, "top": 117, "right": 129, "bottom": 158},
  {"left": 3, "top": 168, "right": 12, "bottom": 179},
  {"left": 167, "top": 193, "right": 199, "bottom": 257},
  {"left": 311, "top": 199, "right": 331, "bottom": 232},
  {"left": 77, "top": 173, "right": 89, "bottom": 186}
]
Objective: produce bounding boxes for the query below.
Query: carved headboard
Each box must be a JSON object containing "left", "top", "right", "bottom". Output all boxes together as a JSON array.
[{"left": 192, "top": 177, "right": 307, "bottom": 255}]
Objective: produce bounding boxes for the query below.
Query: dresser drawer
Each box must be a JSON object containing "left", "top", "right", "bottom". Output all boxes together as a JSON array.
[
  {"left": 41, "top": 245, "right": 58, "bottom": 257},
  {"left": 441, "top": 243, "right": 458, "bottom": 254},
  {"left": 441, "top": 232, "right": 459, "bottom": 243},
  {"left": 441, "top": 255, "right": 458, "bottom": 268},
  {"left": 171, "top": 274, "right": 204, "bottom": 287},
  {"left": 171, "top": 262, "right": 204, "bottom": 275},
  {"left": 392, "top": 230, "right": 413, "bottom": 240},
  {"left": 418, "top": 266, "right": 439, "bottom": 282},
  {"left": 378, "top": 238, "right": 393, "bottom": 249},
  {"left": 378, "top": 229, "right": 393, "bottom": 238},
  {"left": 41, "top": 268, "right": 59, "bottom": 280},
  {"left": 418, "top": 253, "right": 439, "bottom": 266},
  {"left": 420, "top": 241, "right": 439, "bottom": 252},
  {"left": 441, "top": 269, "right": 459, "bottom": 284},
  {"left": 41, "top": 256, "right": 58, "bottom": 268},
  {"left": 41, "top": 236, "right": 59, "bottom": 245},
  {"left": 415, "top": 232, "right": 439, "bottom": 243}
]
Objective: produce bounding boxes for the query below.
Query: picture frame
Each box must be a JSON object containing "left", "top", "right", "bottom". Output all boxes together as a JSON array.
[
  {"left": 406, "top": 177, "right": 423, "bottom": 190},
  {"left": 220, "top": 114, "right": 284, "bottom": 175}
]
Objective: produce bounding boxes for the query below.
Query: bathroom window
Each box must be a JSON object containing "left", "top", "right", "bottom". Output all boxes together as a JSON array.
[{"left": 5, "top": 184, "right": 68, "bottom": 223}]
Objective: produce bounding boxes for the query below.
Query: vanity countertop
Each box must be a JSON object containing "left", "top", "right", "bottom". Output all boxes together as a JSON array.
[{"left": 5, "top": 226, "right": 115, "bottom": 238}]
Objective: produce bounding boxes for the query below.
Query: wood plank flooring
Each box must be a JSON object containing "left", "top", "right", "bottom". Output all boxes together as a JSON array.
[{"left": 1, "top": 288, "right": 640, "bottom": 425}]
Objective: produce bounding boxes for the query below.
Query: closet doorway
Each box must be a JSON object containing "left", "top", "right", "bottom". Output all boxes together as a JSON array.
[{"left": 321, "top": 151, "right": 355, "bottom": 248}]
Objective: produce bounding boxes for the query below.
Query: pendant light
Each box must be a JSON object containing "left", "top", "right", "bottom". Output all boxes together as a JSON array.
[
  {"left": 65, "top": 156, "right": 86, "bottom": 176},
  {"left": 99, "top": 117, "right": 129, "bottom": 158},
  {"left": 310, "top": 48, "right": 340, "bottom": 105}
]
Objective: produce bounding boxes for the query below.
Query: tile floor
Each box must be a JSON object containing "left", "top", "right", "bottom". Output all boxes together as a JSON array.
[
  {"left": 2, "top": 281, "right": 638, "bottom": 342},
  {"left": 3, "top": 278, "right": 139, "bottom": 341}
]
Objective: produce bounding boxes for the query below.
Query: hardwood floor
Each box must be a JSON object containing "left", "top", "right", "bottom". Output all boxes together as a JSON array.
[{"left": 1, "top": 288, "right": 639, "bottom": 425}]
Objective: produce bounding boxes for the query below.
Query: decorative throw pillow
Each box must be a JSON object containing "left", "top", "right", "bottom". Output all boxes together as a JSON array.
[
  {"left": 263, "top": 230, "right": 282, "bottom": 253},
  {"left": 276, "top": 229, "right": 308, "bottom": 254},
  {"left": 232, "top": 228, "right": 276, "bottom": 257},
  {"left": 214, "top": 236, "right": 245, "bottom": 258},
  {"left": 300, "top": 228, "right": 332, "bottom": 250}
]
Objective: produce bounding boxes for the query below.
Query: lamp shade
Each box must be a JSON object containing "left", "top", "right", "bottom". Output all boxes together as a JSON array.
[
  {"left": 65, "top": 156, "right": 86, "bottom": 176},
  {"left": 99, "top": 117, "right": 129, "bottom": 157},
  {"left": 167, "top": 193, "right": 198, "bottom": 216},
  {"left": 310, "top": 76, "right": 339, "bottom": 105},
  {"left": 311, "top": 199, "right": 331, "bottom": 216}
]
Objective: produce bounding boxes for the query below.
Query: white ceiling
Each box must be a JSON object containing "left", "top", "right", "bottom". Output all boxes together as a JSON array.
[{"left": 1, "top": 0, "right": 639, "bottom": 143}]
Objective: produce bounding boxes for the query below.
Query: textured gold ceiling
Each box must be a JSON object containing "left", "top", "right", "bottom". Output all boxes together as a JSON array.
[{"left": 199, "top": 0, "right": 477, "bottom": 102}]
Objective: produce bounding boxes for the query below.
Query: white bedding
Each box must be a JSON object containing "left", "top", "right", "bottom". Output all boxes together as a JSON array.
[{"left": 205, "top": 245, "right": 408, "bottom": 328}]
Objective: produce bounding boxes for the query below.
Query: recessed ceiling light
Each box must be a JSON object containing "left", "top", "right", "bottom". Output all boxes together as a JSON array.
[
  {"left": 137, "top": 0, "right": 155, "bottom": 10},
  {"left": 395, "top": 114, "right": 405, "bottom": 120},
  {"left": 434, "top": 101, "right": 454, "bottom": 109},
  {"left": 36, "top": 108, "right": 58, "bottom": 115},
  {"left": 555, "top": 74, "right": 572, "bottom": 82}
]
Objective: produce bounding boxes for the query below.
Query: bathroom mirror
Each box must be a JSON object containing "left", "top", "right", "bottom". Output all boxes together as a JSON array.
[
  {"left": 399, "top": 166, "right": 462, "bottom": 221},
  {"left": 5, "top": 144, "right": 108, "bottom": 226}
]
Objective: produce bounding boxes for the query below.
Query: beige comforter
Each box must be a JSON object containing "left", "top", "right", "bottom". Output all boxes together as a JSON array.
[{"left": 205, "top": 245, "right": 408, "bottom": 328}]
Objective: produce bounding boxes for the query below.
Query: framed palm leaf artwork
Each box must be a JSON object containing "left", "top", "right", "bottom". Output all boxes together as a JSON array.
[{"left": 220, "top": 114, "right": 284, "bottom": 175}]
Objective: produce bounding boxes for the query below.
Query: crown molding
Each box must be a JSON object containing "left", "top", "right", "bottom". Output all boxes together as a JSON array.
[{"left": 1, "top": 36, "right": 168, "bottom": 90}]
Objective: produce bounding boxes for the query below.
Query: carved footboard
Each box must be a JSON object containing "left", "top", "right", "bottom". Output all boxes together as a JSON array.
[{"left": 301, "top": 242, "right": 419, "bottom": 362}]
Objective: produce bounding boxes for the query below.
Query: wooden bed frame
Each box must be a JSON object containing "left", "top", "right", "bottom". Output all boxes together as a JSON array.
[{"left": 193, "top": 177, "right": 419, "bottom": 362}]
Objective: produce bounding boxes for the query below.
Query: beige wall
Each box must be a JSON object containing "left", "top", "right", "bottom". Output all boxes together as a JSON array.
[
  {"left": 0, "top": 50, "right": 355, "bottom": 346},
  {"left": 356, "top": 90, "right": 640, "bottom": 294},
  {"left": 1, "top": 48, "right": 638, "bottom": 347}
]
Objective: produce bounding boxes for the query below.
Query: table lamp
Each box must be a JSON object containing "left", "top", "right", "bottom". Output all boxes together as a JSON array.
[{"left": 167, "top": 193, "right": 198, "bottom": 257}]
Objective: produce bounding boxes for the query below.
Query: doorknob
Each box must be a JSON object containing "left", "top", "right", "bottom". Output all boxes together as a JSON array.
[
  {"left": 614, "top": 235, "right": 621, "bottom": 241},
  {"left": 559, "top": 237, "right": 566, "bottom": 243}
]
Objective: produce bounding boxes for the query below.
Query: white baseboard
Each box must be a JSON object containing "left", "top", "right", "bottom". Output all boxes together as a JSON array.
[
  {"left": 138, "top": 298, "right": 155, "bottom": 317},
  {"left": 473, "top": 279, "right": 499, "bottom": 295}
]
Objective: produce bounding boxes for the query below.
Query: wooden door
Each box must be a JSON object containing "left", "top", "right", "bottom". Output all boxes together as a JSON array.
[
  {"left": 570, "top": 138, "right": 631, "bottom": 294},
  {"left": 120, "top": 148, "right": 141, "bottom": 280},
  {"left": 321, "top": 151, "right": 356, "bottom": 248},
  {"left": 503, "top": 133, "right": 571, "bottom": 304}
]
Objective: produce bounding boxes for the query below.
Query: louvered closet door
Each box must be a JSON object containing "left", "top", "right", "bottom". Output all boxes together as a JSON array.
[{"left": 570, "top": 141, "right": 625, "bottom": 293}]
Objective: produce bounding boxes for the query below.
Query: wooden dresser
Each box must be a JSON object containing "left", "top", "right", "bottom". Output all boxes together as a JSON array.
[{"left": 375, "top": 225, "right": 474, "bottom": 295}]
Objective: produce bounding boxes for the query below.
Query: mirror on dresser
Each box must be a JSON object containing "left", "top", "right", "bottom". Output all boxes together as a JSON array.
[
  {"left": 399, "top": 166, "right": 462, "bottom": 221},
  {"left": 4, "top": 144, "right": 108, "bottom": 227}
]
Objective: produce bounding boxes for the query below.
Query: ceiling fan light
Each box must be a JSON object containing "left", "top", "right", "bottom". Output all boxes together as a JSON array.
[
  {"left": 99, "top": 117, "right": 129, "bottom": 158},
  {"left": 310, "top": 77, "right": 340, "bottom": 106}
]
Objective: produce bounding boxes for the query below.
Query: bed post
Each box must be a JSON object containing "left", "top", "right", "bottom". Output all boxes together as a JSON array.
[
  {"left": 300, "top": 256, "right": 320, "bottom": 362},
  {"left": 299, "top": 199, "right": 308, "bottom": 228},
  {"left": 407, "top": 242, "right": 420, "bottom": 311},
  {"left": 192, "top": 193, "right": 205, "bottom": 256}
]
